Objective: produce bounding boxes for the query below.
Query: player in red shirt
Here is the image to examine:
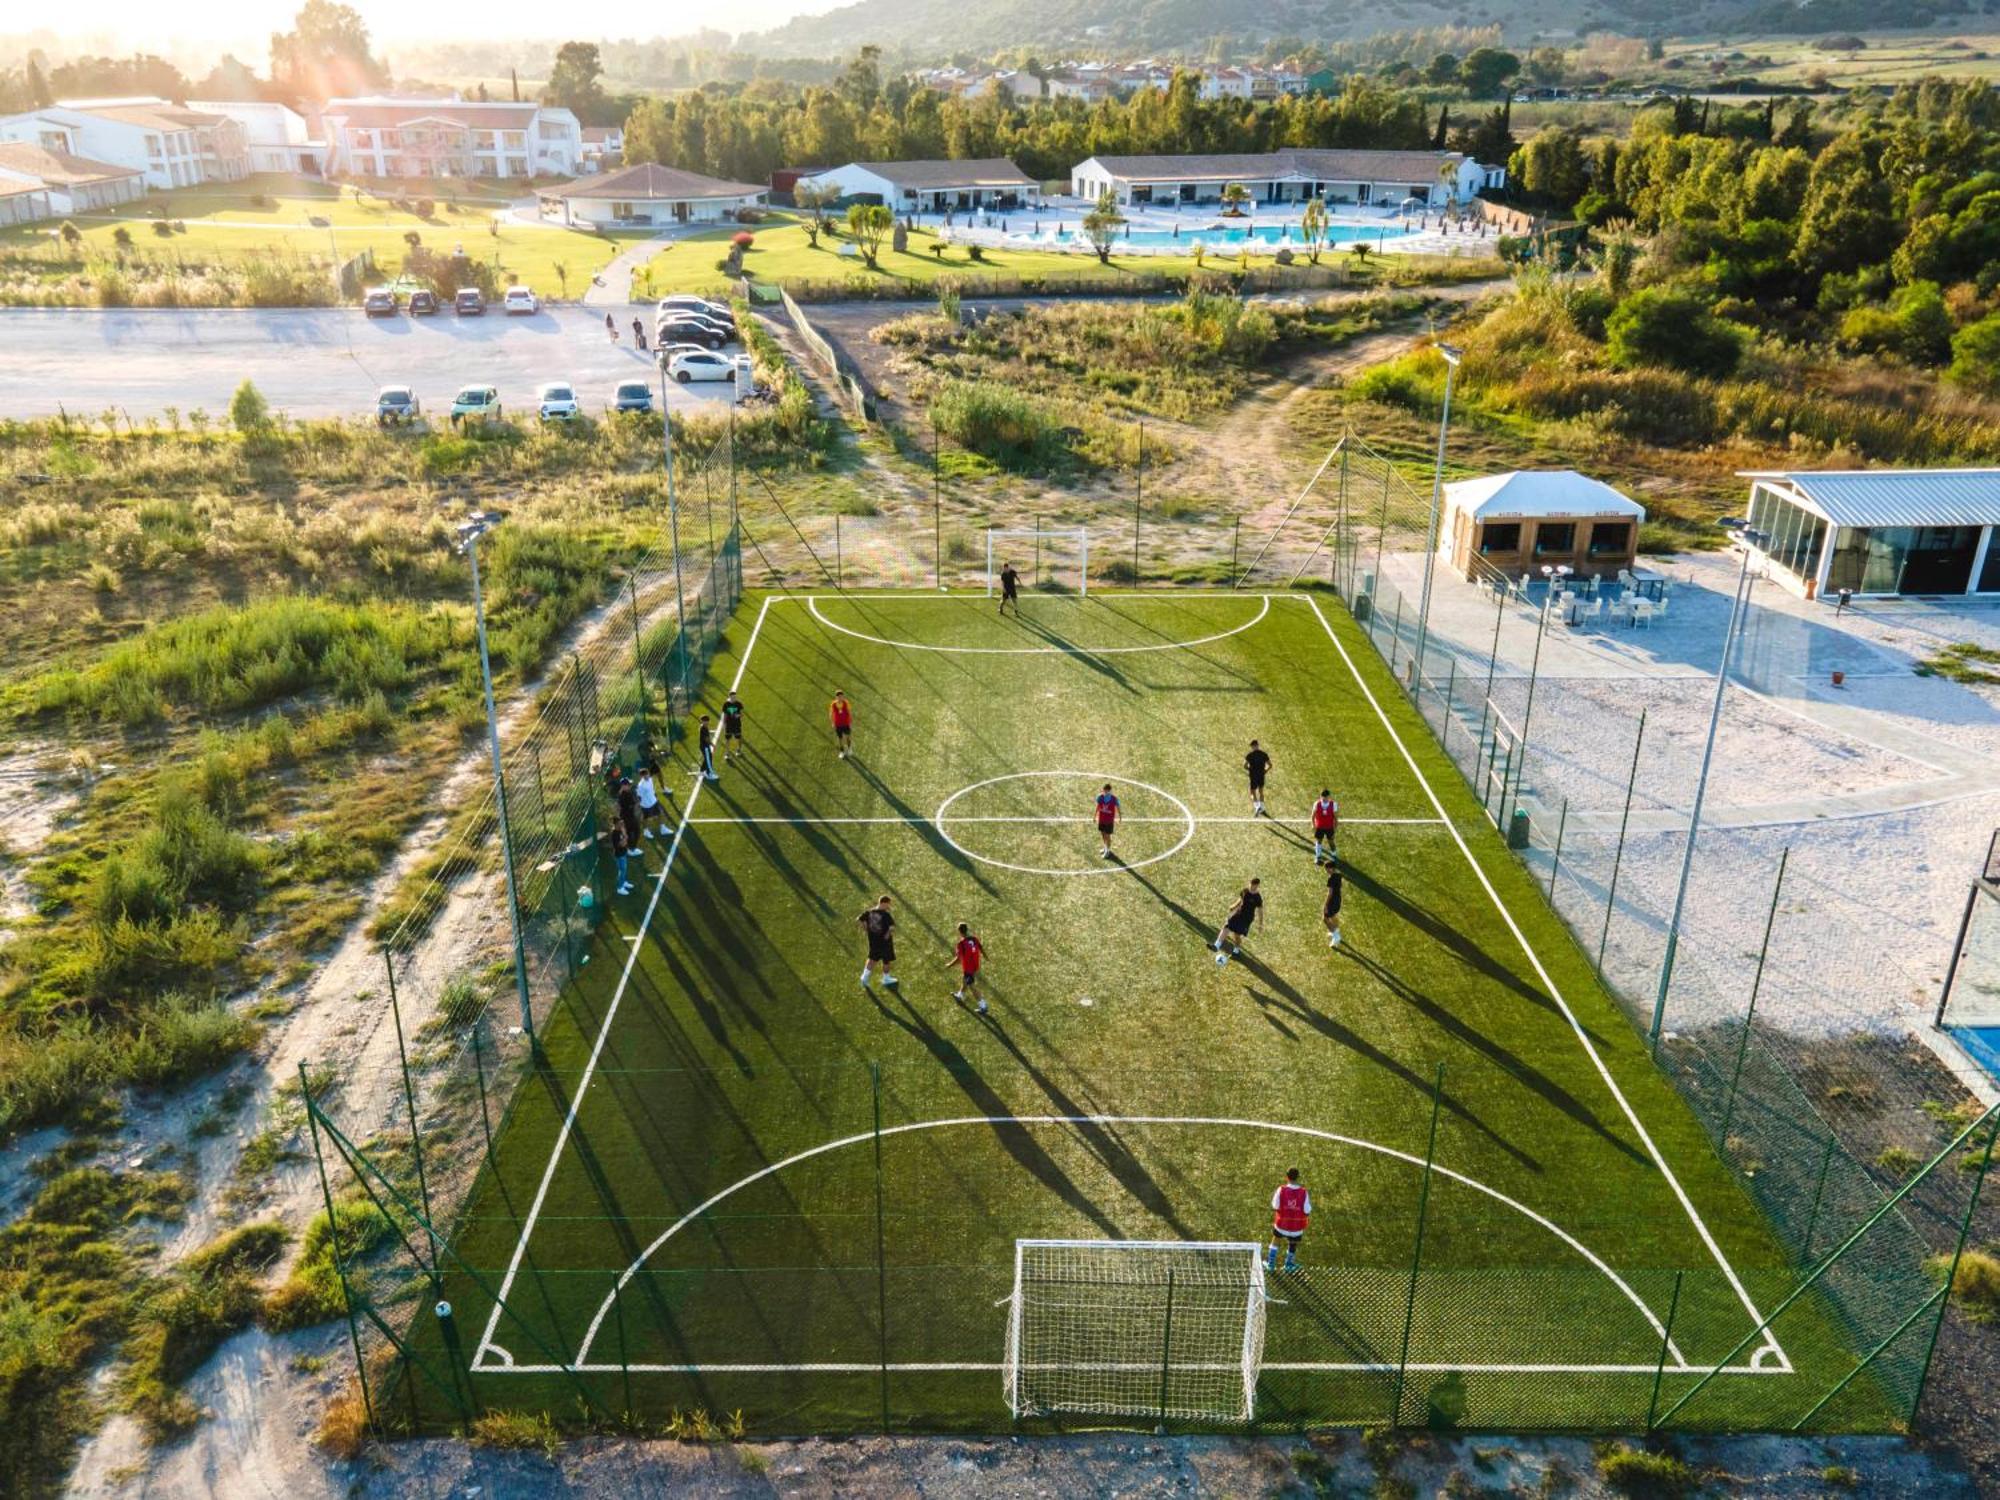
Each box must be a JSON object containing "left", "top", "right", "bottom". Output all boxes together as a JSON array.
[
  {"left": 1094, "top": 783, "right": 1120, "bottom": 860},
  {"left": 829, "top": 690, "right": 853, "bottom": 759},
  {"left": 945, "top": 921, "right": 988, "bottom": 1013},
  {"left": 1310, "top": 789, "right": 1340, "bottom": 865},
  {"left": 1267, "top": 1167, "right": 1312, "bottom": 1272}
]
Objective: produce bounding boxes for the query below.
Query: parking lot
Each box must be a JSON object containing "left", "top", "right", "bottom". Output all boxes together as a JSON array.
[{"left": 0, "top": 305, "right": 743, "bottom": 421}]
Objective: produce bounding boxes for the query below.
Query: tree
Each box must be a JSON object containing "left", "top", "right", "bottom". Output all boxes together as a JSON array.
[
  {"left": 845, "top": 202, "right": 892, "bottom": 266},
  {"left": 1595, "top": 220, "right": 1640, "bottom": 299},
  {"left": 623, "top": 97, "right": 671, "bottom": 166},
  {"left": 1605, "top": 288, "right": 1741, "bottom": 376},
  {"left": 1432, "top": 105, "right": 1449, "bottom": 151},
  {"left": 1517, "top": 127, "right": 1588, "bottom": 209},
  {"left": 1526, "top": 47, "right": 1567, "bottom": 87},
  {"left": 795, "top": 182, "right": 836, "bottom": 248},
  {"left": 1792, "top": 132, "right": 1894, "bottom": 280},
  {"left": 1220, "top": 182, "right": 1251, "bottom": 215},
  {"left": 1426, "top": 52, "right": 1460, "bottom": 86},
  {"left": 269, "top": 1, "right": 385, "bottom": 99},
  {"left": 1299, "top": 196, "right": 1328, "bottom": 264},
  {"left": 544, "top": 42, "right": 609, "bottom": 123},
  {"left": 1947, "top": 312, "right": 2000, "bottom": 394},
  {"left": 1458, "top": 48, "right": 1521, "bottom": 100},
  {"left": 230, "top": 380, "right": 271, "bottom": 432},
  {"left": 194, "top": 54, "right": 263, "bottom": 101},
  {"left": 1081, "top": 188, "right": 1125, "bottom": 265},
  {"left": 25, "top": 58, "right": 52, "bottom": 108}
]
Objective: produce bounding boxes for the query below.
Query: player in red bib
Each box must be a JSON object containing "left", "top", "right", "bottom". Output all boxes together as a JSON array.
[
  {"left": 945, "top": 921, "right": 988, "bottom": 1014},
  {"left": 829, "top": 690, "right": 853, "bottom": 759},
  {"left": 1267, "top": 1167, "right": 1311, "bottom": 1272},
  {"left": 1094, "top": 783, "right": 1120, "bottom": 860},
  {"left": 1310, "top": 789, "right": 1340, "bottom": 865}
]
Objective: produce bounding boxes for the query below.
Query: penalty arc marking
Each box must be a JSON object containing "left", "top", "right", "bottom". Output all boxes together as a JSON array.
[{"left": 502, "top": 1114, "right": 1711, "bottom": 1376}]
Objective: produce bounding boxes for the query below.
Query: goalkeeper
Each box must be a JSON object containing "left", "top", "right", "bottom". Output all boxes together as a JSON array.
[{"left": 1266, "top": 1167, "right": 1311, "bottom": 1272}]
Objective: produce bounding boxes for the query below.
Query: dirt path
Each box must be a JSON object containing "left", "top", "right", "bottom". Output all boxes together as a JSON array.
[{"left": 61, "top": 563, "right": 706, "bottom": 1500}]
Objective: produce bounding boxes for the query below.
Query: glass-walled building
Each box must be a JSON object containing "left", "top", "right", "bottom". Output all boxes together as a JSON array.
[{"left": 1738, "top": 470, "right": 2000, "bottom": 599}]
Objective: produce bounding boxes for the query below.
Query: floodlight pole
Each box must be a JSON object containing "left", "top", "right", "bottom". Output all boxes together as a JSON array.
[
  {"left": 464, "top": 521, "right": 535, "bottom": 1045},
  {"left": 1649, "top": 525, "right": 1766, "bottom": 1046},
  {"left": 1412, "top": 344, "right": 1461, "bottom": 681},
  {"left": 658, "top": 355, "right": 692, "bottom": 715}
]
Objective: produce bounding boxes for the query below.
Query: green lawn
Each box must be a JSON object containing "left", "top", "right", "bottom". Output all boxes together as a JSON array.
[
  {"left": 0, "top": 173, "right": 645, "bottom": 297},
  {"left": 400, "top": 590, "right": 1883, "bottom": 1435},
  {"left": 643, "top": 213, "right": 1218, "bottom": 297}
]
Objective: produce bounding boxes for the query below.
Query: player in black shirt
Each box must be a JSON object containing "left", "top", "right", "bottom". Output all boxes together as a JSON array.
[
  {"left": 721, "top": 690, "right": 745, "bottom": 761},
  {"left": 999, "top": 562, "right": 1021, "bottom": 616},
  {"left": 1244, "top": 740, "right": 1272, "bottom": 817},
  {"left": 697, "top": 715, "right": 718, "bottom": 781},
  {"left": 858, "top": 895, "right": 898, "bottom": 990},
  {"left": 1214, "top": 878, "right": 1263, "bottom": 966},
  {"left": 1323, "top": 860, "right": 1344, "bottom": 948}
]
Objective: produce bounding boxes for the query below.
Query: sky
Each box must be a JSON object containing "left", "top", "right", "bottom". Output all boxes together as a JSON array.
[{"left": 5, "top": 0, "right": 824, "bottom": 59}]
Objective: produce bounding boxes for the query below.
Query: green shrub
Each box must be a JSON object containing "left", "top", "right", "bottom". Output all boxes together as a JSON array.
[
  {"left": 1596, "top": 1443, "right": 1695, "bottom": 1498},
  {"left": 262, "top": 1198, "right": 392, "bottom": 1331},
  {"left": 1928, "top": 1247, "right": 2000, "bottom": 1322},
  {"left": 1841, "top": 281, "right": 1952, "bottom": 365},
  {"left": 123, "top": 1223, "right": 286, "bottom": 1437},
  {"left": 1605, "top": 288, "right": 1742, "bottom": 377},
  {"left": 1947, "top": 313, "right": 2000, "bottom": 395},
  {"left": 229, "top": 380, "right": 270, "bottom": 432},
  {"left": 929, "top": 379, "right": 1078, "bottom": 473}
]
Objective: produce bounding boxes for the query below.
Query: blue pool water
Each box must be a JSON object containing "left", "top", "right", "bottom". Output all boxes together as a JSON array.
[{"left": 1065, "top": 222, "right": 1413, "bottom": 249}]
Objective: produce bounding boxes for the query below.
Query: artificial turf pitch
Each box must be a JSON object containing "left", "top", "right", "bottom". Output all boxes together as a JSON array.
[{"left": 411, "top": 590, "right": 1888, "bottom": 1433}]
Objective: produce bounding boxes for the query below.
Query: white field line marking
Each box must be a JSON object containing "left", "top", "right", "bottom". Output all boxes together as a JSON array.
[
  {"left": 487, "top": 1360, "right": 1786, "bottom": 1377},
  {"left": 807, "top": 592, "right": 1270, "bottom": 655},
  {"left": 687, "top": 815, "right": 1445, "bottom": 826},
  {"left": 1300, "top": 595, "right": 1790, "bottom": 1374},
  {"left": 542, "top": 1114, "right": 1693, "bottom": 1374},
  {"left": 472, "top": 595, "right": 776, "bottom": 1368}
]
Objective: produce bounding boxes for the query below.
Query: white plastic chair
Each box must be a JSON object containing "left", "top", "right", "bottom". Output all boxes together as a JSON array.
[{"left": 1632, "top": 600, "right": 1655, "bottom": 629}]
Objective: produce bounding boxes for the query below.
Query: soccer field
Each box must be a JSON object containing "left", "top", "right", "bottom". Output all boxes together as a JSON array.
[{"left": 411, "top": 588, "right": 1887, "bottom": 1433}]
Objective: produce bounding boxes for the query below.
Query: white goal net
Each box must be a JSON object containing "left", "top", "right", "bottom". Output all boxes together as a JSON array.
[
  {"left": 987, "top": 528, "right": 1089, "bottom": 596},
  {"left": 1003, "top": 1240, "right": 1268, "bottom": 1423}
]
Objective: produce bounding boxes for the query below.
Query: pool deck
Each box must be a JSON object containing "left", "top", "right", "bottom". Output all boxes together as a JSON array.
[{"left": 900, "top": 200, "right": 1503, "bottom": 259}]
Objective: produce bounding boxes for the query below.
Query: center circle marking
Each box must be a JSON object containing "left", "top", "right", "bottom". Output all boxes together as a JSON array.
[
  {"left": 808, "top": 594, "right": 1270, "bottom": 654},
  {"left": 932, "top": 771, "right": 1196, "bottom": 877}
]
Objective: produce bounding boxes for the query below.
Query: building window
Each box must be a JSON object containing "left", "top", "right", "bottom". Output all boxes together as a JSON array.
[
  {"left": 1588, "top": 522, "right": 1632, "bottom": 557},
  {"left": 1478, "top": 522, "right": 1521, "bottom": 553},
  {"left": 1533, "top": 523, "right": 1576, "bottom": 555}
]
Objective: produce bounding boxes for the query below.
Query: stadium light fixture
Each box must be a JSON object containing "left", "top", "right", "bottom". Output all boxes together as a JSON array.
[
  {"left": 1650, "top": 520, "right": 1768, "bottom": 1046},
  {"left": 459, "top": 511, "right": 536, "bottom": 1047},
  {"left": 1411, "top": 343, "right": 1463, "bottom": 686}
]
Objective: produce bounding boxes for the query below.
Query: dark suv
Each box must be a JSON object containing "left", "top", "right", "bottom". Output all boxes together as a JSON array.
[{"left": 454, "top": 287, "right": 485, "bottom": 316}]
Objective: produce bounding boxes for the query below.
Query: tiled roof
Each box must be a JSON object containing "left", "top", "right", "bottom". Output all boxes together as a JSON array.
[
  {"left": 0, "top": 141, "right": 144, "bottom": 186},
  {"left": 69, "top": 102, "right": 229, "bottom": 132},
  {"left": 1081, "top": 148, "right": 1467, "bottom": 182},
  {"left": 546, "top": 161, "right": 764, "bottom": 200}
]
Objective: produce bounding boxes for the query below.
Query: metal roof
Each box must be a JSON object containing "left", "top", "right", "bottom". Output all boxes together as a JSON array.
[
  {"left": 1443, "top": 470, "right": 1646, "bottom": 521},
  {"left": 1740, "top": 470, "right": 2000, "bottom": 529}
]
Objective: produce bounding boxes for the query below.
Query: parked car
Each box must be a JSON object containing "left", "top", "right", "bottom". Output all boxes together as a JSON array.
[
  {"left": 657, "top": 341, "right": 707, "bottom": 361},
  {"left": 536, "top": 381, "right": 580, "bottom": 421},
  {"left": 655, "top": 315, "right": 729, "bottom": 350},
  {"left": 668, "top": 350, "right": 735, "bottom": 383},
  {"left": 449, "top": 385, "right": 501, "bottom": 425},
  {"left": 408, "top": 289, "right": 439, "bottom": 315},
  {"left": 611, "top": 380, "right": 654, "bottom": 413},
  {"left": 363, "top": 287, "right": 398, "bottom": 317},
  {"left": 376, "top": 385, "right": 420, "bottom": 425},
  {"left": 503, "top": 286, "right": 539, "bottom": 315},
  {"left": 658, "top": 295, "right": 732, "bottom": 322},
  {"left": 454, "top": 288, "right": 485, "bottom": 316}
]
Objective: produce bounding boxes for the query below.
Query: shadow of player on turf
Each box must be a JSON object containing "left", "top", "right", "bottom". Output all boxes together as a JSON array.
[
  {"left": 871, "top": 987, "right": 1125, "bottom": 1239},
  {"left": 1336, "top": 944, "right": 1648, "bottom": 1169},
  {"left": 851, "top": 759, "right": 1002, "bottom": 902},
  {"left": 1016, "top": 611, "right": 1138, "bottom": 694},
  {"left": 1243, "top": 982, "right": 1541, "bottom": 1175}
]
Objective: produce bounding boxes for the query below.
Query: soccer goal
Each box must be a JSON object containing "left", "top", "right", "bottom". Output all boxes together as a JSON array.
[
  {"left": 1002, "top": 1240, "right": 1269, "bottom": 1424},
  {"left": 987, "top": 527, "right": 1089, "bottom": 596}
]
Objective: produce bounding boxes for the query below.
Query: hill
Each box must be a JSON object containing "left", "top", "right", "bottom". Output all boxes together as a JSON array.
[{"left": 748, "top": 0, "right": 1970, "bottom": 62}]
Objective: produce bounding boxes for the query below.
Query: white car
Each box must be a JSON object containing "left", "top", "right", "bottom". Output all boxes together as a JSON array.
[
  {"left": 503, "top": 286, "right": 539, "bottom": 315},
  {"left": 668, "top": 350, "right": 735, "bottom": 384},
  {"left": 536, "top": 381, "right": 580, "bottom": 421},
  {"left": 658, "top": 294, "right": 729, "bottom": 320}
]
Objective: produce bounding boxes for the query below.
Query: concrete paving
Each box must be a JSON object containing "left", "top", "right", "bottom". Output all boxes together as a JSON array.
[{"left": 0, "top": 306, "right": 740, "bottom": 422}]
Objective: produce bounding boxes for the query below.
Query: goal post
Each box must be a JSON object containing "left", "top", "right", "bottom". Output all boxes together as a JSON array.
[
  {"left": 986, "top": 528, "right": 1089, "bottom": 597},
  {"left": 1003, "top": 1239, "right": 1268, "bottom": 1423}
]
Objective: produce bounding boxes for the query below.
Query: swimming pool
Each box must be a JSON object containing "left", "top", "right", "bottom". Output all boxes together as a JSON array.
[{"left": 1063, "top": 221, "right": 1414, "bottom": 249}]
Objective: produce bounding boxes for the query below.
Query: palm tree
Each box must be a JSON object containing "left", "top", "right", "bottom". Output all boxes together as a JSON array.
[
  {"left": 1299, "top": 197, "right": 1328, "bottom": 265},
  {"left": 1220, "top": 182, "right": 1251, "bottom": 216},
  {"left": 553, "top": 260, "right": 570, "bottom": 300}
]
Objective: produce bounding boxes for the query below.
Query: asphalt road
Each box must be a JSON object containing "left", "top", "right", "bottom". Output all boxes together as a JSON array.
[{"left": 0, "top": 306, "right": 738, "bottom": 421}]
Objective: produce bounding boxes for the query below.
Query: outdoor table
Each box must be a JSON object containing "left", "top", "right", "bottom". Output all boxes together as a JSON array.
[{"left": 1629, "top": 567, "right": 1667, "bottom": 600}]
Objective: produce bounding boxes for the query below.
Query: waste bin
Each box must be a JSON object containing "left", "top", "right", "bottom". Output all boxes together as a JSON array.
[
  {"left": 1507, "top": 809, "right": 1530, "bottom": 850},
  {"left": 1355, "top": 592, "right": 1373, "bottom": 623}
]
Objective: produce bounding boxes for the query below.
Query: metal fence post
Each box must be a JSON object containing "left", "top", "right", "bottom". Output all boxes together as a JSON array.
[
  {"left": 1596, "top": 709, "right": 1647, "bottom": 980},
  {"left": 471, "top": 1020, "right": 498, "bottom": 1174},
  {"left": 873, "top": 1062, "right": 890, "bottom": 1432},
  {"left": 1721, "top": 848, "right": 1788, "bottom": 1146},
  {"left": 1644, "top": 1271, "right": 1684, "bottom": 1430},
  {"left": 835, "top": 512, "right": 843, "bottom": 590},
  {"left": 383, "top": 958, "right": 438, "bottom": 1288},
  {"left": 1548, "top": 797, "right": 1568, "bottom": 899},
  {"left": 1912, "top": 1110, "right": 2000, "bottom": 1419},
  {"left": 1158, "top": 1267, "right": 1176, "bottom": 1429},
  {"left": 613, "top": 1272, "right": 633, "bottom": 1422},
  {"left": 1371, "top": 458, "right": 1391, "bottom": 598},
  {"left": 627, "top": 573, "right": 649, "bottom": 734},
  {"left": 1132, "top": 419, "right": 1143, "bottom": 584},
  {"left": 1392, "top": 1062, "right": 1445, "bottom": 1426},
  {"left": 1801, "top": 1131, "right": 1836, "bottom": 1262},
  {"left": 303, "top": 1062, "right": 376, "bottom": 1436},
  {"left": 1231, "top": 518, "right": 1240, "bottom": 585}
]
